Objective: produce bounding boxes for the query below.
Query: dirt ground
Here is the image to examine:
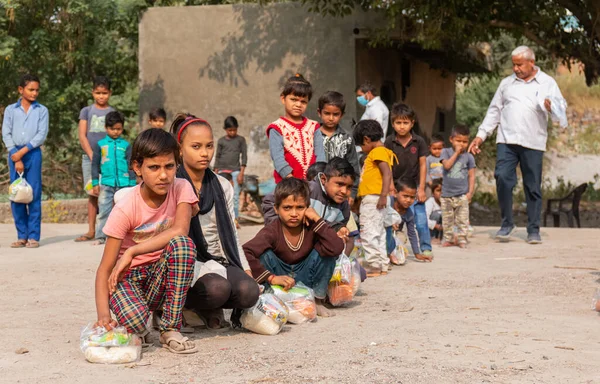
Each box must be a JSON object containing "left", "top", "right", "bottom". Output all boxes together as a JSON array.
[{"left": 0, "top": 223, "right": 599, "bottom": 384}]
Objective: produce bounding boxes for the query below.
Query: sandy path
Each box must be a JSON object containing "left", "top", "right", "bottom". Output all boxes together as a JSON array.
[{"left": 0, "top": 224, "right": 599, "bottom": 383}]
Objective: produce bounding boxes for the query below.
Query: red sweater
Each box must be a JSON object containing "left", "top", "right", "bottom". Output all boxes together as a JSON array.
[
  {"left": 243, "top": 218, "right": 344, "bottom": 283},
  {"left": 266, "top": 117, "right": 320, "bottom": 183}
]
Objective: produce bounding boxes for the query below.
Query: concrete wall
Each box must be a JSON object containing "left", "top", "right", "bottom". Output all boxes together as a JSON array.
[
  {"left": 139, "top": 3, "right": 359, "bottom": 179},
  {"left": 139, "top": 3, "right": 457, "bottom": 179}
]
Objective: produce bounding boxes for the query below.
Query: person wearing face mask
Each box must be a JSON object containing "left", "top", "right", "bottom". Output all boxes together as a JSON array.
[{"left": 355, "top": 82, "right": 390, "bottom": 139}]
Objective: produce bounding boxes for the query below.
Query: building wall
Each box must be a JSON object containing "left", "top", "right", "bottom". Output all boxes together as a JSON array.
[{"left": 139, "top": 3, "right": 457, "bottom": 179}]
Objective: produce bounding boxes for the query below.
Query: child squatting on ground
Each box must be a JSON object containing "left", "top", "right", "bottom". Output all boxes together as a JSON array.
[
  {"left": 76, "top": 76, "right": 115, "bottom": 243},
  {"left": 94, "top": 128, "right": 199, "bottom": 354},
  {"left": 2, "top": 74, "right": 48, "bottom": 249},
  {"left": 91, "top": 111, "right": 137, "bottom": 245},
  {"left": 267, "top": 74, "right": 325, "bottom": 183},
  {"left": 243, "top": 178, "right": 345, "bottom": 317},
  {"left": 440, "top": 125, "right": 476, "bottom": 248},
  {"left": 391, "top": 179, "right": 431, "bottom": 262},
  {"left": 352, "top": 119, "right": 397, "bottom": 277}
]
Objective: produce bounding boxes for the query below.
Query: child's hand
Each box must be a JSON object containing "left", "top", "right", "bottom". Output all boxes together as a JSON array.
[
  {"left": 434, "top": 224, "right": 442, "bottom": 231},
  {"left": 466, "top": 192, "right": 473, "bottom": 202},
  {"left": 108, "top": 251, "right": 133, "bottom": 294},
  {"left": 15, "top": 160, "right": 24, "bottom": 174},
  {"left": 348, "top": 196, "right": 354, "bottom": 206},
  {"left": 417, "top": 188, "right": 427, "bottom": 203},
  {"left": 92, "top": 186, "right": 100, "bottom": 197},
  {"left": 337, "top": 227, "right": 349, "bottom": 241},
  {"left": 94, "top": 316, "right": 118, "bottom": 331},
  {"left": 304, "top": 207, "right": 321, "bottom": 224},
  {"left": 271, "top": 275, "right": 295, "bottom": 290},
  {"left": 237, "top": 172, "right": 244, "bottom": 186},
  {"left": 392, "top": 224, "right": 400, "bottom": 231},
  {"left": 377, "top": 194, "right": 387, "bottom": 209}
]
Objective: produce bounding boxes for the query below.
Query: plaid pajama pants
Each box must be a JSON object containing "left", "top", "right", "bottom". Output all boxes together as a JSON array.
[
  {"left": 109, "top": 235, "right": 196, "bottom": 334},
  {"left": 441, "top": 195, "right": 470, "bottom": 244}
]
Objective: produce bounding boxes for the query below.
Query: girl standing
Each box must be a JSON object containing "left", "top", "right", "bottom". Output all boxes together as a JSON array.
[
  {"left": 94, "top": 128, "right": 198, "bottom": 354},
  {"left": 267, "top": 74, "right": 325, "bottom": 182},
  {"left": 172, "top": 114, "right": 260, "bottom": 329}
]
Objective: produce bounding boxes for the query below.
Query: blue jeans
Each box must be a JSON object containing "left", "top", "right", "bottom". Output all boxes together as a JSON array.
[
  {"left": 494, "top": 144, "right": 543, "bottom": 234},
  {"left": 410, "top": 201, "right": 432, "bottom": 252},
  {"left": 231, "top": 171, "right": 241, "bottom": 218},
  {"left": 95, "top": 185, "right": 119, "bottom": 239},
  {"left": 385, "top": 226, "right": 395, "bottom": 255},
  {"left": 259, "top": 249, "right": 336, "bottom": 299},
  {"left": 8, "top": 147, "right": 42, "bottom": 241}
]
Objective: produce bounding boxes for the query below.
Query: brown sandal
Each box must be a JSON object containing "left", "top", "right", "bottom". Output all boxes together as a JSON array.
[
  {"left": 10, "top": 239, "right": 27, "bottom": 248},
  {"left": 74, "top": 233, "right": 94, "bottom": 242},
  {"left": 26, "top": 240, "right": 40, "bottom": 248}
]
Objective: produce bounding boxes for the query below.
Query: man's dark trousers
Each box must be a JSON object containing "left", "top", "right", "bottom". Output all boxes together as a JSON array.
[{"left": 494, "top": 143, "right": 544, "bottom": 234}]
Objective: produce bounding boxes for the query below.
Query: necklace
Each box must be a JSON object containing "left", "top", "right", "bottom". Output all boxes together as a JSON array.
[{"left": 284, "top": 228, "right": 305, "bottom": 252}]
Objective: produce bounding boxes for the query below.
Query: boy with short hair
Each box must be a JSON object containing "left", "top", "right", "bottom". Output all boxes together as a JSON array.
[
  {"left": 148, "top": 107, "right": 167, "bottom": 129},
  {"left": 353, "top": 120, "right": 396, "bottom": 277},
  {"left": 243, "top": 178, "right": 345, "bottom": 317},
  {"left": 76, "top": 76, "right": 115, "bottom": 242},
  {"left": 392, "top": 180, "right": 431, "bottom": 262},
  {"left": 2, "top": 74, "right": 48, "bottom": 249},
  {"left": 214, "top": 116, "right": 247, "bottom": 220},
  {"left": 440, "top": 125, "right": 476, "bottom": 248},
  {"left": 384, "top": 103, "right": 433, "bottom": 258},
  {"left": 91, "top": 111, "right": 137, "bottom": 244},
  {"left": 427, "top": 134, "right": 445, "bottom": 187},
  {"left": 315, "top": 91, "right": 361, "bottom": 202}
]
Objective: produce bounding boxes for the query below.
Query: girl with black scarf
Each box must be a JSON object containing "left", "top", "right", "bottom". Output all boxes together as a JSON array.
[{"left": 171, "top": 114, "right": 259, "bottom": 329}]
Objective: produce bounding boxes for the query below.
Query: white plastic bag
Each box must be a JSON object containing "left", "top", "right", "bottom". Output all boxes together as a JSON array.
[
  {"left": 80, "top": 323, "right": 141, "bottom": 364},
  {"left": 271, "top": 283, "right": 317, "bottom": 324},
  {"left": 241, "top": 293, "right": 288, "bottom": 335},
  {"left": 8, "top": 173, "right": 33, "bottom": 204},
  {"left": 383, "top": 206, "right": 402, "bottom": 227}
]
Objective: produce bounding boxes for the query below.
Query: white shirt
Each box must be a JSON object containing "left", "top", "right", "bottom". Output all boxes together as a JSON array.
[
  {"left": 360, "top": 96, "right": 390, "bottom": 138},
  {"left": 477, "top": 67, "right": 567, "bottom": 151},
  {"left": 425, "top": 197, "right": 441, "bottom": 230},
  {"left": 196, "top": 175, "right": 250, "bottom": 271}
]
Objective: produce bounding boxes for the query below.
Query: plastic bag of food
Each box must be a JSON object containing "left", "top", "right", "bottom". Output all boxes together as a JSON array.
[
  {"left": 80, "top": 323, "right": 141, "bottom": 364},
  {"left": 328, "top": 255, "right": 360, "bottom": 306},
  {"left": 241, "top": 293, "right": 288, "bottom": 335},
  {"left": 592, "top": 289, "right": 600, "bottom": 312},
  {"left": 330, "top": 254, "right": 352, "bottom": 284},
  {"left": 8, "top": 173, "right": 33, "bottom": 204},
  {"left": 271, "top": 283, "right": 317, "bottom": 324}
]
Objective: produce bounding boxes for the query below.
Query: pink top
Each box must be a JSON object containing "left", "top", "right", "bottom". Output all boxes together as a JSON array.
[{"left": 103, "top": 178, "right": 198, "bottom": 268}]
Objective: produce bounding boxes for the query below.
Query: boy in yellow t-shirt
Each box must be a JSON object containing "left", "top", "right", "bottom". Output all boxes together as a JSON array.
[{"left": 353, "top": 120, "right": 396, "bottom": 277}]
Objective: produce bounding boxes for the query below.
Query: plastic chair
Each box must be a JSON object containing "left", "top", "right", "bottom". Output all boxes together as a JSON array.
[{"left": 543, "top": 183, "right": 588, "bottom": 228}]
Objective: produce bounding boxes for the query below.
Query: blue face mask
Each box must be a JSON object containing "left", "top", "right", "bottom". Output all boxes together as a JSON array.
[{"left": 357, "top": 95, "right": 369, "bottom": 106}]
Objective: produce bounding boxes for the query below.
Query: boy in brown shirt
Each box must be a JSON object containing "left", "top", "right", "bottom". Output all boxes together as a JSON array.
[{"left": 243, "top": 178, "right": 345, "bottom": 317}]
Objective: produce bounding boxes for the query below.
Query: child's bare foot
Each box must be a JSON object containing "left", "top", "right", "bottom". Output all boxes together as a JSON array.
[
  {"left": 91, "top": 238, "right": 106, "bottom": 246},
  {"left": 442, "top": 241, "right": 454, "bottom": 247},
  {"left": 315, "top": 298, "right": 335, "bottom": 317},
  {"left": 415, "top": 253, "right": 433, "bottom": 262},
  {"left": 159, "top": 331, "right": 198, "bottom": 354},
  {"left": 75, "top": 232, "right": 94, "bottom": 242},
  {"left": 458, "top": 242, "right": 467, "bottom": 249},
  {"left": 389, "top": 254, "right": 401, "bottom": 265}
]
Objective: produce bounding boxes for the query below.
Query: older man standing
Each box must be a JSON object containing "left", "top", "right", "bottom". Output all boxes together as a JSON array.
[
  {"left": 356, "top": 82, "right": 390, "bottom": 138},
  {"left": 468, "top": 46, "right": 567, "bottom": 244}
]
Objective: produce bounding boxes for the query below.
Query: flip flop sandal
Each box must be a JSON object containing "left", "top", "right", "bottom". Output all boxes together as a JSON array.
[
  {"left": 10, "top": 239, "right": 27, "bottom": 248},
  {"left": 159, "top": 334, "right": 198, "bottom": 354},
  {"left": 389, "top": 255, "right": 401, "bottom": 265},
  {"left": 75, "top": 234, "right": 94, "bottom": 242},
  {"left": 138, "top": 329, "right": 154, "bottom": 350},
  {"left": 196, "top": 308, "right": 230, "bottom": 329},
  {"left": 26, "top": 240, "right": 40, "bottom": 248}
]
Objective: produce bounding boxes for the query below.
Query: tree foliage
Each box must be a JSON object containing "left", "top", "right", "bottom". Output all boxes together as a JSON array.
[{"left": 299, "top": 0, "right": 600, "bottom": 86}]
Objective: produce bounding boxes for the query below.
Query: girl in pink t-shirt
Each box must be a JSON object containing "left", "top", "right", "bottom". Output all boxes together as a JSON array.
[{"left": 94, "top": 128, "right": 199, "bottom": 355}]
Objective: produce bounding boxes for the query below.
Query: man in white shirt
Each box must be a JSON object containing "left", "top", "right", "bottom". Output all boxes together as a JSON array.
[
  {"left": 468, "top": 46, "right": 567, "bottom": 245},
  {"left": 356, "top": 82, "right": 390, "bottom": 138}
]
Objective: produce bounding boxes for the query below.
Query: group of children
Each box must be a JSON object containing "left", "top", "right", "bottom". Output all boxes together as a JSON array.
[{"left": 3, "top": 73, "right": 476, "bottom": 356}]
